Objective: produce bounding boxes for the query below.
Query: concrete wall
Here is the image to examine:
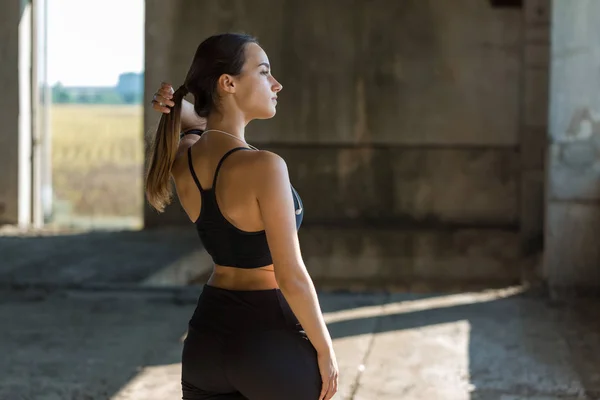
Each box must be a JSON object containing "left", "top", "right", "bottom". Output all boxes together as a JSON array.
[
  {"left": 520, "top": 0, "right": 551, "bottom": 257},
  {"left": 544, "top": 0, "right": 600, "bottom": 289},
  {"left": 0, "top": 0, "right": 32, "bottom": 227},
  {"left": 0, "top": 0, "right": 19, "bottom": 224},
  {"left": 144, "top": 0, "right": 529, "bottom": 286}
]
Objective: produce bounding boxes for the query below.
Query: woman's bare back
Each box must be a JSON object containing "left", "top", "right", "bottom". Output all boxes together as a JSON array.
[{"left": 171, "top": 135, "right": 278, "bottom": 290}]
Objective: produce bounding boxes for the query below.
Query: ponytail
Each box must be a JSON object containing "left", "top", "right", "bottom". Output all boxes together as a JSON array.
[{"left": 145, "top": 84, "right": 189, "bottom": 212}]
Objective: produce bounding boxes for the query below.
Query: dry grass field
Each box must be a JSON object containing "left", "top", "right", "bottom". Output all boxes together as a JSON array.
[{"left": 51, "top": 104, "right": 145, "bottom": 222}]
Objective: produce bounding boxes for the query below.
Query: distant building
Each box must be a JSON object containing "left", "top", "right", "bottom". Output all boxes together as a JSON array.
[
  {"left": 116, "top": 72, "right": 144, "bottom": 104},
  {"left": 51, "top": 71, "right": 144, "bottom": 104}
]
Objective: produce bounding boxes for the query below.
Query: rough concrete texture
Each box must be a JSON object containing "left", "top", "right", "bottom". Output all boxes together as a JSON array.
[
  {"left": 523, "top": 68, "right": 550, "bottom": 128},
  {"left": 145, "top": 0, "right": 521, "bottom": 146},
  {"left": 519, "top": 0, "right": 551, "bottom": 256},
  {"left": 520, "top": 126, "right": 548, "bottom": 171},
  {"left": 0, "top": 227, "right": 202, "bottom": 288},
  {"left": 548, "top": 0, "right": 600, "bottom": 145},
  {"left": 268, "top": 147, "right": 520, "bottom": 226},
  {"left": 1, "top": 224, "right": 598, "bottom": 399},
  {"left": 299, "top": 227, "right": 522, "bottom": 288},
  {"left": 519, "top": 169, "right": 545, "bottom": 254},
  {"left": 0, "top": 225, "right": 523, "bottom": 291},
  {"left": 144, "top": 0, "right": 523, "bottom": 228},
  {"left": 544, "top": 203, "right": 600, "bottom": 288},
  {"left": 544, "top": 0, "right": 600, "bottom": 288},
  {"left": 547, "top": 139, "right": 600, "bottom": 201},
  {"left": 1, "top": 287, "right": 599, "bottom": 400},
  {"left": 0, "top": 0, "right": 25, "bottom": 225}
]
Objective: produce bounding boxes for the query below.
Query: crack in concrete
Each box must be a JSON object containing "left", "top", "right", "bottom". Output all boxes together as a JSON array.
[{"left": 348, "top": 293, "right": 390, "bottom": 399}]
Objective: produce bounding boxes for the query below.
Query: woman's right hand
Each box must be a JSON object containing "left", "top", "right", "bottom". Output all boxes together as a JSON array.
[
  {"left": 151, "top": 82, "right": 175, "bottom": 114},
  {"left": 150, "top": 82, "right": 207, "bottom": 131},
  {"left": 318, "top": 349, "right": 339, "bottom": 400}
]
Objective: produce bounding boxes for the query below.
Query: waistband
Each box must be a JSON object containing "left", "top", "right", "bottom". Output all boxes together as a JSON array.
[{"left": 188, "top": 284, "right": 300, "bottom": 335}]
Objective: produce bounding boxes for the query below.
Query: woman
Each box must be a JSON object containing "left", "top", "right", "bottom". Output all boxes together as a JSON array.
[{"left": 147, "top": 33, "right": 338, "bottom": 400}]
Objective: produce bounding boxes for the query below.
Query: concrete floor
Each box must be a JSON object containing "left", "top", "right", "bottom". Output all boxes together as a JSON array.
[
  {"left": 1, "top": 286, "right": 599, "bottom": 400},
  {"left": 1, "top": 227, "right": 600, "bottom": 399}
]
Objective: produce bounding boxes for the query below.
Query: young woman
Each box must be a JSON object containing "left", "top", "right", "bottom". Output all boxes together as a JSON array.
[{"left": 147, "top": 33, "right": 338, "bottom": 400}]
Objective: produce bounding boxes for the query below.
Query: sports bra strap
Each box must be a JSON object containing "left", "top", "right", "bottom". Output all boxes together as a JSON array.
[
  {"left": 187, "top": 147, "right": 203, "bottom": 192},
  {"left": 212, "top": 147, "right": 251, "bottom": 189},
  {"left": 180, "top": 129, "right": 204, "bottom": 140}
]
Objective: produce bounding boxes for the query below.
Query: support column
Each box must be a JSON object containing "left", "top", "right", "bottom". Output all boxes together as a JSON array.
[
  {"left": 520, "top": 0, "right": 551, "bottom": 258},
  {"left": 143, "top": 0, "right": 187, "bottom": 228},
  {"left": 0, "top": 0, "right": 33, "bottom": 227},
  {"left": 544, "top": 0, "right": 600, "bottom": 288}
]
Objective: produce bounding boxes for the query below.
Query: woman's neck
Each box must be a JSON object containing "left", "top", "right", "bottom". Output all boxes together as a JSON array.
[{"left": 205, "top": 112, "right": 247, "bottom": 142}]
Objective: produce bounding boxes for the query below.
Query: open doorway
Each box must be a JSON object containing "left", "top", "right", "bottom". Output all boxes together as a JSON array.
[{"left": 43, "top": 0, "right": 146, "bottom": 230}]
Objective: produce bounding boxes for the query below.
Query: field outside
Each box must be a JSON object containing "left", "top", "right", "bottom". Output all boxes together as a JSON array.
[{"left": 51, "top": 104, "right": 145, "bottom": 226}]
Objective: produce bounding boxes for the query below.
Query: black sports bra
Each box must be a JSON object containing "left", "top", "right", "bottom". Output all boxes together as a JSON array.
[{"left": 187, "top": 142, "right": 304, "bottom": 269}]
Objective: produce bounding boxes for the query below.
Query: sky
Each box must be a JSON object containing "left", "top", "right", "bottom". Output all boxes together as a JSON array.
[{"left": 47, "top": 0, "right": 145, "bottom": 87}]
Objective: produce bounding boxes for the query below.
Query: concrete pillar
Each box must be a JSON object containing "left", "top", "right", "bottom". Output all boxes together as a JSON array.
[
  {"left": 544, "top": 0, "right": 600, "bottom": 288},
  {"left": 520, "top": 0, "right": 550, "bottom": 257},
  {"left": 0, "top": 0, "right": 33, "bottom": 226},
  {"left": 143, "top": 0, "right": 187, "bottom": 227}
]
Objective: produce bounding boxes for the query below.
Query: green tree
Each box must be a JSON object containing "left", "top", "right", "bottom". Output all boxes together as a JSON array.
[{"left": 51, "top": 82, "right": 71, "bottom": 103}]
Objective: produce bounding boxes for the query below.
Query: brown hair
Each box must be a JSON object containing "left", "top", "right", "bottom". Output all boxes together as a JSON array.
[
  {"left": 144, "top": 33, "right": 258, "bottom": 213},
  {"left": 144, "top": 85, "right": 188, "bottom": 212}
]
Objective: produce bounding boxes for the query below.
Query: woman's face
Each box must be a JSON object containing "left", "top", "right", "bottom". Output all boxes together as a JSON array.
[{"left": 229, "top": 43, "right": 283, "bottom": 120}]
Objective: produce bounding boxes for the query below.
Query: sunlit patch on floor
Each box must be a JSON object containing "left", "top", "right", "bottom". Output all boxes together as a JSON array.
[
  {"left": 353, "top": 320, "right": 472, "bottom": 400},
  {"left": 110, "top": 363, "right": 182, "bottom": 400},
  {"left": 323, "top": 286, "right": 525, "bottom": 324}
]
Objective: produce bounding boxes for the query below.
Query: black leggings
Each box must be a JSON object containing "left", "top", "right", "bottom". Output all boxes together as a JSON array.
[{"left": 181, "top": 285, "right": 321, "bottom": 400}]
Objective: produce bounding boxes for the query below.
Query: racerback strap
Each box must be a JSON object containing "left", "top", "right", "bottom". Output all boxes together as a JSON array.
[
  {"left": 187, "top": 146, "right": 204, "bottom": 192},
  {"left": 212, "top": 147, "right": 252, "bottom": 189}
]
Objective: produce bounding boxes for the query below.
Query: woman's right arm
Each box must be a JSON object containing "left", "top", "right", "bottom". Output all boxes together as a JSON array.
[{"left": 255, "top": 151, "right": 338, "bottom": 400}]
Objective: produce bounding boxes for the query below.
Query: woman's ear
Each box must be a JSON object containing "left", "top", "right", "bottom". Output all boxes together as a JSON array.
[{"left": 217, "top": 74, "right": 236, "bottom": 94}]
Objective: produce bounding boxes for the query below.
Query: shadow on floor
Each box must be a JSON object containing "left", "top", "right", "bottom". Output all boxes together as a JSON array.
[
  {"left": 0, "top": 228, "right": 200, "bottom": 287},
  {"left": 0, "top": 289, "right": 193, "bottom": 399},
  {"left": 2, "top": 226, "right": 599, "bottom": 399},
  {"left": 2, "top": 286, "right": 599, "bottom": 399}
]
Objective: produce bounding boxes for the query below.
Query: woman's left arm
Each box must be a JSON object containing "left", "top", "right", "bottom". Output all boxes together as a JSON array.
[{"left": 180, "top": 99, "right": 206, "bottom": 132}]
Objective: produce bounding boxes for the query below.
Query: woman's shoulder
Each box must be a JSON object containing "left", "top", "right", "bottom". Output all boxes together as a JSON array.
[
  {"left": 245, "top": 149, "right": 289, "bottom": 175},
  {"left": 250, "top": 149, "right": 284, "bottom": 163},
  {"left": 232, "top": 149, "right": 291, "bottom": 190}
]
